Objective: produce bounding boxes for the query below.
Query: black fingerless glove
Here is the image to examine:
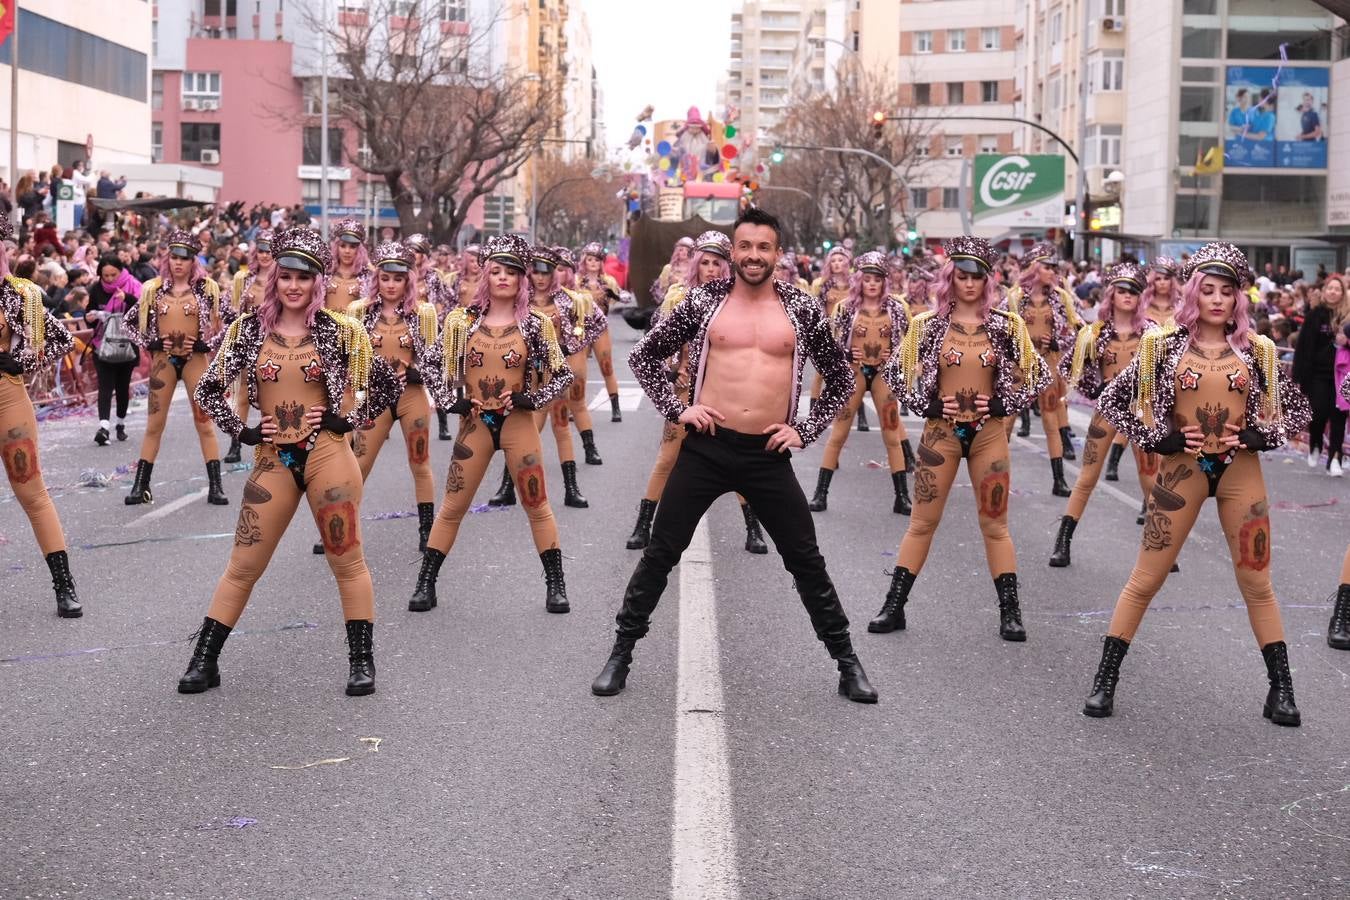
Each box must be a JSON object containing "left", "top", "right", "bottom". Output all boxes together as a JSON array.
[
  {"left": 667, "top": 370, "right": 681, "bottom": 384},
  {"left": 405, "top": 366, "right": 423, "bottom": 386},
  {"left": 923, "top": 395, "right": 945, "bottom": 419},
  {"left": 987, "top": 396, "right": 1007, "bottom": 418},
  {"left": 1048, "top": 337, "right": 1061, "bottom": 353},
  {"left": 1238, "top": 427, "right": 1271, "bottom": 452},
  {"left": 0, "top": 352, "right": 22, "bottom": 376},
  {"left": 319, "top": 409, "right": 354, "bottom": 435},
  {"left": 509, "top": 391, "right": 538, "bottom": 411},
  {"left": 148, "top": 338, "right": 164, "bottom": 352},
  {"left": 1153, "top": 430, "right": 1187, "bottom": 455},
  {"left": 193, "top": 339, "right": 210, "bottom": 353},
  {"left": 238, "top": 424, "right": 266, "bottom": 446},
  {"left": 447, "top": 398, "right": 473, "bottom": 415}
]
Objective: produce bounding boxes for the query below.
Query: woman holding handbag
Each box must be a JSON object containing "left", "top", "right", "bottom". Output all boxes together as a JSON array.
[{"left": 84, "top": 255, "right": 142, "bottom": 446}]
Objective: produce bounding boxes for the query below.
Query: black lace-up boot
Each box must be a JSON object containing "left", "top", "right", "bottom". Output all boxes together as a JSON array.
[
  {"left": 561, "top": 461, "right": 589, "bottom": 508},
  {"left": 417, "top": 502, "right": 435, "bottom": 552},
  {"left": 408, "top": 549, "right": 445, "bottom": 612},
  {"left": 1103, "top": 442, "right": 1125, "bottom": 481},
  {"left": 223, "top": 435, "right": 242, "bottom": 464},
  {"left": 856, "top": 406, "right": 870, "bottom": 432},
  {"left": 807, "top": 468, "right": 832, "bottom": 512},
  {"left": 1328, "top": 584, "right": 1350, "bottom": 650},
  {"left": 1082, "top": 636, "right": 1129, "bottom": 718},
  {"left": 626, "top": 499, "right": 657, "bottom": 550},
  {"left": 1050, "top": 458, "right": 1071, "bottom": 497},
  {"left": 1048, "top": 516, "right": 1077, "bottom": 568},
  {"left": 901, "top": 438, "right": 916, "bottom": 472},
  {"left": 580, "top": 429, "right": 603, "bottom": 465},
  {"left": 46, "top": 550, "right": 82, "bottom": 618},
  {"left": 892, "top": 471, "right": 911, "bottom": 515},
  {"left": 205, "top": 460, "right": 229, "bottom": 505},
  {"left": 178, "top": 617, "right": 232, "bottom": 693},
  {"left": 1261, "top": 641, "right": 1301, "bottom": 727},
  {"left": 436, "top": 410, "right": 451, "bottom": 440},
  {"left": 836, "top": 653, "right": 878, "bottom": 703},
  {"left": 609, "top": 393, "right": 622, "bottom": 422},
  {"left": 124, "top": 459, "right": 153, "bottom": 505},
  {"left": 868, "top": 566, "right": 916, "bottom": 633},
  {"left": 344, "top": 619, "right": 375, "bottom": 696},
  {"left": 541, "top": 548, "right": 570, "bottom": 613},
  {"left": 1017, "top": 408, "right": 1032, "bottom": 437},
  {"left": 487, "top": 466, "right": 516, "bottom": 506},
  {"left": 1059, "top": 426, "right": 1077, "bottom": 461},
  {"left": 741, "top": 504, "right": 768, "bottom": 554},
  {"left": 994, "top": 573, "right": 1026, "bottom": 642}
]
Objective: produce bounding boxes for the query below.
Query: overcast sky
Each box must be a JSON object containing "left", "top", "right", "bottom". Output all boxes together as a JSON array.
[{"left": 576, "top": 0, "right": 733, "bottom": 153}]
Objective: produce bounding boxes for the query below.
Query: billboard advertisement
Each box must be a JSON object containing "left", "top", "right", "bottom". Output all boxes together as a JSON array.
[
  {"left": 1224, "top": 66, "right": 1329, "bottom": 169},
  {"left": 972, "top": 154, "right": 1066, "bottom": 228}
]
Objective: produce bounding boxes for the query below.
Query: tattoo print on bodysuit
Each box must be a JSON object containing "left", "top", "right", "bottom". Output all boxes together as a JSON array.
[
  {"left": 147, "top": 359, "right": 168, "bottom": 416},
  {"left": 446, "top": 419, "right": 476, "bottom": 493},
  {"left": 1143, "top": 465, "right": 1193, "bottom": 551},
  {"left": 1238, "top": 500, "right": 1271, "bottom": 571},
  {"left": 408, "top": 416, "right": 429, "bottom": 465},
  {"left": 317, "top": 488, "right": 359, "bottom": 556},
  {"left": 913, "top": 422, "right": 948, "bottom": 505},
  {"left": 274, "top": 400, "right": 305, "bottom": 433},
  {"left": 2, "top": 427, "right": 38, "bottom": 484},
  {"left": 1082, "top": 420, "right": 1109, "bottom": 468},
  {"left": 955, "top": 388, "right": 979, "bottom": 416},
  {"left": 517, "top": 452, "right": 548, "bottom": 508},
  {"left": 234, "top": 457, "right": 275, "bottom": 546},
  {"left": 978, "top": 458, "right": 1010, "bottom": 518}
]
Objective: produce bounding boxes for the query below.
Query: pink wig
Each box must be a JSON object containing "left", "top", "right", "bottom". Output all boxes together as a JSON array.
[
  {"left": 684, "top": 249, "right": 730, "bottom": 289},
  {"left": 820, "top": 247, "right": 851, "bottom": 294},
  {"left": 557, "top": 266, "right": 576, "bottom": 290},
  {"left": 1099, "top": 283, "right": 1150, "bottom": 336},
  {"left": 1140, "top": 273, "right": 1176, "bottom": 315},
  {"left": 247, "top": 242, "right": 274, "bottom": 275},
  {"left": 931, "top": 259, "right": 1000, "bottom": 319},
  {"left": 1016, "top": 257, "right": 1059, "bottom": 300},
  {"left": 373, "top": 267, "right": 420, "bottom": 317},
  {"left": 257, "top": 264, "right": 329, "bottom": 337},
  {"left": 843, "top": 269, "right": 887, "bottom": 318},
  {"left": 667, "top": 241, "right": 692, "bottom": 272},
  {"left": 328, "top": 237, "right": 370, "bottom": 277},
  {"left": 1174, "top": 271, "right": 1252, "bottom": 353},
  {"left": 157, "top": 252, "right": 210, "bottom": 290},
  {"left": 471, "top": 262, "right": 531, "bottom": 321}
]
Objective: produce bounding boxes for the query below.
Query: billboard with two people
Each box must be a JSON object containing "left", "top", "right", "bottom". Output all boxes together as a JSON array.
[{"left": 1224, "top": 66, "right": 1328, "bottom": 169}]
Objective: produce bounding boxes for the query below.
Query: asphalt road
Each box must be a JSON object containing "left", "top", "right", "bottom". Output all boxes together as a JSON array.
[{"left": 5, "top": 321, "right": 1349, "bottom": 899}]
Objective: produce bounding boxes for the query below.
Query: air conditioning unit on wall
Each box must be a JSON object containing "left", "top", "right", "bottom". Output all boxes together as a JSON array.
[
  {"left": 1103, "top": 16, "right": 1125, "bottom": 32},
  {"left": 200, "top": 149, "right": 220, "bottom": 165},
  {"left": 183, "top": 97, "right": 200, "bottom": 110},
  {"left": 200, "top": 99, "right": 219, "bottom": 111}
]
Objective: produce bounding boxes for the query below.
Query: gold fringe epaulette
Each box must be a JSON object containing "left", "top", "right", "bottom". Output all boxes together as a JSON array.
[
  {"left": 1132, "top": 324, "right": 1178, "bottom": 427},
  {"left": 530, "top": 308, "right": 566, "bottom": 371},
  {"left": 1069, "top": 320, "right": 1104, "bottom": 386},
  {"left": 1005, "top": 284, "right": 1023, "bottom": 312},
  {"left": 658, "top": 283, "right": 686, "bottom": 318},
  {"left": 7, "top": 276, "right": 46, "bottom": 361},
  {"left": 416, "top": 302, "right": 438, "bottom": 347},
  {"left": 321, "top": 308, "right": 373, "bottom": 401},
  {"left": 441, "top": 306, "right": 475, "bottom": 384},
  {"left": 895, "top": 309, "right": 936, "bottom": 391},
  {"left": 231, "top": 267, "right": 249, "bottom": 307},
  {"left": 203, "top": 278, "right": 222, "bottom": 326},
  {"left": 1056, "top": 285, "right": 1084, "bottom": 331},
  {"left": 991, "top": 307, "right": 1042, "bottom": 384},
  {"left": 1249, "top": 332, "right": 1283, "bottom": 424},
  {"left": 139, "top": 277, "right": 162, "bottom": 334}
]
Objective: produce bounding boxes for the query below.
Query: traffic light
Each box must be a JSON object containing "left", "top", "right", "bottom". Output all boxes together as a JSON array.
[
  {"left": 770, "top": 146, "right": 785, "bottom": 164},
  {"left": 871, "top": 110, "right": 886, "bottom": 140},
  {"left": 822, "top": 240, "right": 833, "bottom": 250}
]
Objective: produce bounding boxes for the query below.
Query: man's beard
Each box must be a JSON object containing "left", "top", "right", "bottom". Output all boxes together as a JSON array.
[{"left": 734, "top": 257, "right": 771, "bottom": 285}]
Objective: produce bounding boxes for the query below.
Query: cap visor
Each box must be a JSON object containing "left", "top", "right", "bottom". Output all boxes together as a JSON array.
[
  {"left": 952, "top": 258, "right": 986, "bottom": 274},
  {"left": 169, "top": 247, "right": 194, "bottom": 259},
  {"left": 277, "top": 255, "right": 320, "bottom": 274},
  {"left": 378, "top": 262, "right": 410, "bottom": 273},
  {"left": 531, "top": 261, "right": 556, "bottom": 273},
  {"left": 1195, "top": 263, "right": 1238, "bottom": 283},
  {"left": 338, "top": 234, "right": 362, "bottom": 244}
]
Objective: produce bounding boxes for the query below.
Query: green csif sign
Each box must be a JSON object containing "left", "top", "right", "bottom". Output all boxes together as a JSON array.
[{"left": 972, "top": 154, "right": 1066, "bottom": 228}]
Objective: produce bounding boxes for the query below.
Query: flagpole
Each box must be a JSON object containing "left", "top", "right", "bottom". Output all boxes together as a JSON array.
[{"left": 9, "top": 5, "right": 18, "bottom": 230}]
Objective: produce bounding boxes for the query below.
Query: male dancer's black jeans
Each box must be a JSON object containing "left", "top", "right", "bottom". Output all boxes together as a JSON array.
[{"left": 614, "top": 426, "right": 854, "bottom": 658}]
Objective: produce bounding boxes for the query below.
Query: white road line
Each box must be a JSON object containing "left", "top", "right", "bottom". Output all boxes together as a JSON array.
[
  {"left": 130, "top": 487, "right": 209, "bottom": 524},
  {"left": 1013, "top": 405, "right": 1145, "bottom": 512},
  {"left": 671, "top": 519, "right": 739, "bottom": 900},
  {"left": 587, "top": 386, "right": 645, "bottom": 412}
]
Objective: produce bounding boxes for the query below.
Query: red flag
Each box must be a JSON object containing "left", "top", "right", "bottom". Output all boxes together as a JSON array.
[{"left": 0, "top": 4, "right": 14, "bottom": 48}]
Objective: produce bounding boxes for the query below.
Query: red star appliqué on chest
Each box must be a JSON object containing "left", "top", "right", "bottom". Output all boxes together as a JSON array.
[
  {"left": 256, "top": 358, "right": 281, "bottom": 382},
  {"left": 942, "top": 346, "right": 964, "bottom": 367},
  {"left": 302, "top": 359, "right": 325, "bottom": 383},
  {"left": 1101, "top": 347, "right": 1119, "bottom": 367},
  {"left": 1177, "top": 367, "right": 1202, "bottom": 390},
  {"left": 1228, "top": 370, "right": 1249, "bottom": 393},
  {"left": 502, "top": 348, "right": 523, "bottom": 369},
  {"left": 467, "top": 347, "right": 484, "bottom": 368},
  {"left": 979, "top": 346, "right": 996, "bottom": 368},
  {"left": 370, "top": 331, "right": 384, "bottom": 348},
  {"left": 398, "top": 332, "right": 413, "bottom": 348}
]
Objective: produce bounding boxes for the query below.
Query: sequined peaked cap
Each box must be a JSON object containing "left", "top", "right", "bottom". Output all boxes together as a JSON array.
[
  {"left": 676, "top": 236, "right": 695, "bottom": 249},
  {"left": 694, "top": 231, "right": 731, "bottom": 260},
  {"left": 943, "top": 235, "right": 997, "bottom": 275},
  {"left": 373, "top": 240, "right": 414, "bottom": 273},
  {"left": 1105, "top": 261, "right": 1146, "bottom": 292},
  {"left": 273, "top": 226, "right": 331, "bottom": 275},
  {"left": 404, "top": 233, "right": 432, "bottom": 256},
  {"left": 254, "top": 229, "right": 275, "bottom": 252},
  {"left": 1182, "top": 242, "right": 1253, "bottom": 289},
  {"left": 166, "top": 229, "right": 197, "bottom": 259},
  {"left": 1151, "top": 256, "right": 1179, "bottom": 276},
  {"left": 553, "top": 246, "right": 577, "bottom": 270},
  {"left": 333, "top": 217, "right": 364, "bottom": 244},
  {"left": 531, "top": 244, "right": 561, "bottom": 272},
  {"left": 483, "top": 234, "right": 531, "bottom": 273},
  {"left": 854, "top": 250, "right": 888, "bottom": 276},
  {"left": 582, "top": 241, "right": 605, "bottom": 258},
  {"left": 1024, "top": 241, "right": 1060, "bottom": 266}
]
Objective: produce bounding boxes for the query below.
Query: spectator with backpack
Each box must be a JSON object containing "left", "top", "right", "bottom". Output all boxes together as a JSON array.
[{"left": 84, "top": 254, "right": 142, "bottom": 446}]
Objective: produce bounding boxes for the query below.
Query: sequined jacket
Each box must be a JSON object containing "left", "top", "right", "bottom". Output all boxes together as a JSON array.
[
  {"left": 0, "top": 276, "right": 74, "bottom": 374},
  {"left": 1060, "top": 318, "right": 1160, "bottom": 401},
  {"left": 1002, "top": 284, "right": 1082, "bottom": 352},
  {"left": 554, "top": 287, "right": 607, "bottom": 356},
  {"left": 429, "top": 305, "right": 574, "bottom": 412},
  {"left": 576, "top": 273, "right": 621, "bottom": 313},
  {"left": 628, "top": 277, "right": 853, "bottom": 448},
  {"left": 346, "top": 297, "right": 442, "bottom": 384},
  {"left": 421, "top": 267, "right": 453, "bottom": 311},
  {"left": 831, "top": 294, "right": 911, "bottom": 356},
  {"left": 1342, "top": 371, "right": 1350, "bottom": 404},
  {"left": 883, "top": 308, "right": 1051, "bottom": 416},
  {"left": 1097, "top": 326, "right": 1312, "bottom": 453},
  {"left": 125, "top": 277, "right": 225, "bottom": 351},
  {"left": 195, "top": 309, "right": 401, "bottom": 437}
]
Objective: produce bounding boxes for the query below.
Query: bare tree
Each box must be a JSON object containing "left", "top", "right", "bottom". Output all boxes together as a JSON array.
[
  {"left": 533, "top": 156, "right": 622, "bottom": 248},
  {"left": 767, "top": 65, "right": 938, "bottom": 249},
  {"left": 303, "top": 0, "right": 558, "bottom": 242}
]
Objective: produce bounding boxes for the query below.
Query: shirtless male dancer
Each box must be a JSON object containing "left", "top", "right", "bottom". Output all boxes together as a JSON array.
[{"left": 590, "top": 207, "right": 877, "bottom": 703}]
